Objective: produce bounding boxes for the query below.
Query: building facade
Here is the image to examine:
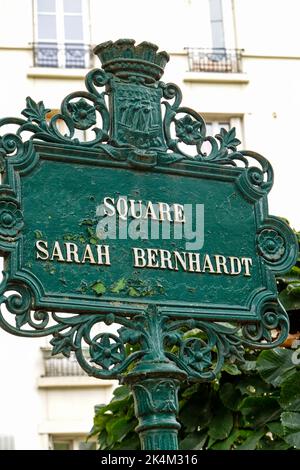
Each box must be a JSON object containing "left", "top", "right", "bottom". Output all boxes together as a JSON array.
[{"left": 0, "top": 0, "right": 299, "bottom": 449}]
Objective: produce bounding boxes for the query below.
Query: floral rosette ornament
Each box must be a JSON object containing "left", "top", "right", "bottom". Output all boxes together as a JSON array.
[
  {"left": 90, "top": 333, "right": 125, "bottom": 369},
  {"left": 257, "top": 229, "right": 285, "bottom": 261},
  {"left": 68, "top": 98, "right": 97, "bottom": 130},
  {"left": 175, "top": 115, "right": 203, "bottom": 145},
  {"left": 0, "top": 201, "right": 24, "bottom": 237},
  {"left": 181, "top": 338, "right": 212, "bottom": 373}
]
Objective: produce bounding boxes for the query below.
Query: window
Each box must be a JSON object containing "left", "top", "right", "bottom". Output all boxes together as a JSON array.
[
  {"left": 0, "top": 435, "right": 15, "bottom": 450},
  {"left": 34, "top": 0, "right": 91, "bottom": 68},
  {"left": 202, "top": 117, "right": 243, "bottom": 154},
  {"left": 50, "top": 436, "right": 96, "bottom": 450},
  {"left": 209, "top": 0, "right": 225, "bottom": 50},
  {"left": 185, "top": 0, "right": 241, "bottom": 73},
  {"left": 206, "top": 120, "right": 230, "bottom": 136}
]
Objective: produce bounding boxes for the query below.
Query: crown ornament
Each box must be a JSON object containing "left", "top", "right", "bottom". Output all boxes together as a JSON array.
[{"left": 93, "top": 39, "right": 169, "bottom": 83}]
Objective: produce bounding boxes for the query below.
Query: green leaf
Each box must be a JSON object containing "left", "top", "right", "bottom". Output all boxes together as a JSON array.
[
  {"left": 97, "top": 429, "right": 109, "bottom": 450},
  {"left": 281, "top": 412, "right": 300, "bottom": 449},
  {"left": 113, "top": 433, "right": 140, "bottom": 450},
  {"left": 93, "top": 412, "right": 110, "bottom": 431},
  {"left": 267, "top": 421, "right": 285, "bottom": 438},
  {"left": 279, "top": 288, "right": 300, "bottom": 311},
  {"left": 235, "top": 375, "right": 271, "bottom": 396},
  {"left": 239, "top": 360, "right": 257, "bottom": 372},
  {"left": 91, "top": 281, "right": 106, "bottom": 295},
  {"left": 222, "top": 363, "right": 241, "bottom": 375},
  {"left": 111, "top": 385, "right": 131, "bottom": 401},
  {"left": 257, "top": 348, "right": 296, "bottom": 386},
  {"left": 180, "top": 431, "right": 207, "bottom": 450},
  {"left": 180, "top": 401, "right": 207, "bottom": 433},
  {"left": 235, "top": 429, "right": 264, "bottom": 450},
  {"left": 239, "top": 396, "right": 281, "bottom": 427},
  {"left": 181, "top": 383, "right": 200, "bottom": 400},
  {"left": 208, "top": 405, "right": 233, "bottom": 440},
  {"left": 106, "top": 417, "right": 135, "bottom": 442},
  {"left": 259, "top": 436, "right": 291, "bottom": 450},
  {"left": 277, "top": 265, "right": 300, "bottom": 283},
  {"left": 258, "top": 436, "right": 291, "bottom": 450},
  {"left": 107, "top": 398, "right": 133, "bottom": 414},
  {"left": 180, "top": 388, "right": 212, "bottom": 432},
  {"left": 219, "top": 382, "right": 242, "bottom": 411},
  {"left": 102, "top": 386, "right": 134, "bottom": 415},
  {"left": 280, "top": 372, "right": 300, "bottom": 411},
  {"left": 210, "top": 429, "right": 241, "bottom": 450}
]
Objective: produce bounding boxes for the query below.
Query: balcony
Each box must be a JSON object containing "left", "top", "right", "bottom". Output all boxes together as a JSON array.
[
  {"left": 32, "top": 42, "right": 93, "bottom": 69},
  {"left": 41, "top": 348, "right": 88, "bottom": 377},
  {"left": 38, "top": 348, "right": 116, "bottom": 389},
  {"left": 185, "top": 48, "right": 243, "bottom": 73}
]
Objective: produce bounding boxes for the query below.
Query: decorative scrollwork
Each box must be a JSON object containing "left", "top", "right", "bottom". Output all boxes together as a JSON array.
[
  {"left": 158, "top": 80, "right": 273, "bottom": 189},
  {"left": 0, "top": 38, "right": 273, "bottom": 190},
  {"left": 0, "top": 275, "right": 288, "bottom": 381},
  {"left": 0, "top": 66, "right": 111, "bottom": 158},
  {"left": 241, "top": 301, "right": 289, "bottom": 348},
  {"left": 0, "top": 39, "right": 293, "bottom": 386}
]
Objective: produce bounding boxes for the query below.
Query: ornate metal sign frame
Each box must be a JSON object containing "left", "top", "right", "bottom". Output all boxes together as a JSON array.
[{"left": 0, "top": 39, "right": 297, "bottom": 450}]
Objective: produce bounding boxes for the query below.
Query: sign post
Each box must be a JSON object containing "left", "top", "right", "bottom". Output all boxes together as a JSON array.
[{"left": 0, "top": 39, "right": 297, "bottom": 450}]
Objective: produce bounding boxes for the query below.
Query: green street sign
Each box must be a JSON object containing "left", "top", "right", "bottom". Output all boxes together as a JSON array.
[
  {"left": 2, "top": 141, "right": 296, "bottom": 322},
  {"left": 0, "top": 39, "right": 297, "bottom": 450}
]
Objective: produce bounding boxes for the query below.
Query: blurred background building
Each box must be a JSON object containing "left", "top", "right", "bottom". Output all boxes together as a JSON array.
[{"left": 0, "top": 0, "right": 299, "bottom": 449}]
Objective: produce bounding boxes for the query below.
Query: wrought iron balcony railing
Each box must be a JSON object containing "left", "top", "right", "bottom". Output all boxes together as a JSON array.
[
  {"left": 41, "top": 348, "right": 88, "bottom": 377},
  {"left": 33, "top": 42, "right": 93, "bottom": 69},
  {"left": 185, "top": 48, "right": 243, "bottom": 73}
]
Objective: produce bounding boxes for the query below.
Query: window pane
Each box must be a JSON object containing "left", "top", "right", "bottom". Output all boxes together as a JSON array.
[
  {"left": 64, "top": 15, "right": 83, "bottom": 41},
  {"left": 53, "top": 441, "right": 72, "bottom": 450},
  {"left": 0, "top": 435, "right": 15, "bottom": 450},
  {"left": 219, "top": 122, "right": 230, "bottom": 131},
  {"left": 63, "top": 0, "right": 82, "bottom": 13},
  {"left": 206, "top": 123, "right": 213, "bottom": 135},
  {"left": 211, "top": 21, "right": 225, "bottom": 49},
  {"left": 78, "top": 441, "right": 97, "bottom": 450},
  {"left": 37, "top": 0, "right": 56, "bottom": 13},
  {"left": 209, "top": 0, "right": 223, "bottom": 21},
  {"left": 37, "top": 14, "right": 57, "bottom": 40}
]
